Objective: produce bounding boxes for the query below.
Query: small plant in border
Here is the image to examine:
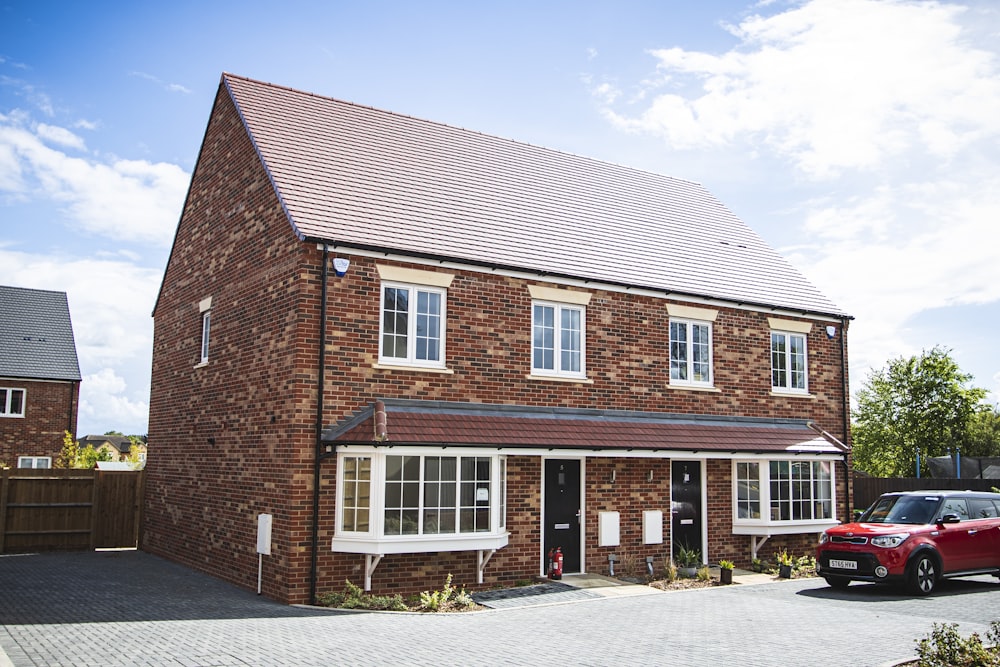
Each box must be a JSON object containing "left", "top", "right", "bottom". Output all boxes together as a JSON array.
[{"left": 417, "top": 574, "right": 475, "bottom": 612}]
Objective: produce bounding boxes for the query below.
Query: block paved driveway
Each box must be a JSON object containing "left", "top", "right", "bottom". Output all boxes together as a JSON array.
[{"left": 2, "top": 551, "right": 999, "bottom": 666}]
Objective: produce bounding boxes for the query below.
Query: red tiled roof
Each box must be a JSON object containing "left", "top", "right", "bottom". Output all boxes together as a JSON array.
[
  {"left": 222, "top": 73, "right": 846, "bottom": 317},
  {"left": 328, "top": 401, "right": 844, "bottom": 454}
]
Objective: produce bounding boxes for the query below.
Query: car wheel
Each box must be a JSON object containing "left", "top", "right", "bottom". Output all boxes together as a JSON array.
[
  {"left": 824, "top": 576, "right": 851, "bottom": 589},
  {"left": 907, "top": 554, "right": 937, "bottom": 595}
]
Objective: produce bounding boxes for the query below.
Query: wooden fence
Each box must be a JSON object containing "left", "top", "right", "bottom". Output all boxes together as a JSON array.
[
  {"left": 853, "top": 476, "right": 1000, "bottom": 512},
  {"left": 0, "top": 468, "right": 145, "bottom": 553}
]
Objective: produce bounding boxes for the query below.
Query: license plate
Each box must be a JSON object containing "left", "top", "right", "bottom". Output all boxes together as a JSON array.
[{"left": 829, "top": 559, "right": 857, "bottom": 570}]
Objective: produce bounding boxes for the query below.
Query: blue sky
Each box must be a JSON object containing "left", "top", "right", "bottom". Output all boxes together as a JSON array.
[{"left": 2, "top": 0, "right": 999, "bottom": 437}]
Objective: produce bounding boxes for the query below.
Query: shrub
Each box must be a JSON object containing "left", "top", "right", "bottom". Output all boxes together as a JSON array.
[
  {"left": 317, "top": 580, "right": 408, "bottom": 612},
  {"left": 696, "top": 566, "right": 711, "bottom": 582},
  {"left": 915, "top": 621, "right": 1000, "bottom": 667}
]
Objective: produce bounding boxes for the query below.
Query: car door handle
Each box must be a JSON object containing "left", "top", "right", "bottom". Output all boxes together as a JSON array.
[{"left": 968, "top": 529, "right": 978, "bottom": 535}]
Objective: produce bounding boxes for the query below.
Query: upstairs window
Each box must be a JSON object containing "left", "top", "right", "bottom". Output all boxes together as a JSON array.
[
  {"left": 669, "top": 319, "right": 712, "bottom": 386},
  {"left": 198, "top": 296, "right": 212, "bottom": 366},
  {"left": 768, "top": 318, "right": 812, "bottom": 394},
  {"left": 771, "top": 331, "right": 807, "bottom": 393},
  {"left": 200, "top": 311, "right": 212, "bottom": 363},
  {"left": 532, "top": 301, "right": 585, "bottom": 378},
  {"left": 379, "top": 282, "right": 447, "bottom": 367},
  {"left": 0, "top": 388, "right": 26, "bottom": 417}
]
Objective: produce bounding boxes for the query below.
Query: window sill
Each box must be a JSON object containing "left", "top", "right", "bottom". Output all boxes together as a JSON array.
[
  {"left": 193, "top": 361, "right": 209, "bottom": 369},
  {"left": 332, "top": 531, "right": 509, "bottom": 555},
  {"left": 373, "top": 363, "right": 455, "bottom": 375},
  {"left": 668, "top": 383, "right": 720, "bottom": 393},
  {"left": 732, "top": 520, "right": 838, "bottom": 537},
  {"left": 526, "top": 374, "right": 593, "bottom": 384},
  {"left": 770, "top": 389, "right": 815, "bottom": 399}
]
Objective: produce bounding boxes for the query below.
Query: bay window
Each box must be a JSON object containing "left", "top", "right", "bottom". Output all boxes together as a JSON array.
[
  {"left": 733, "top": 458, "right": 837, "bottom": 531},
  {"left": 333, "top": 449, "right": 508, "bottom": 554}
]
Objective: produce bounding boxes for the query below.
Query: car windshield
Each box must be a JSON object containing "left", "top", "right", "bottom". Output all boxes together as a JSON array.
[{"left": 861, "top": 495, "right": 940, "bottom": 525}]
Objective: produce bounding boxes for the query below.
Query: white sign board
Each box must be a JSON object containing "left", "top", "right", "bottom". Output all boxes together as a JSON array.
[{"left": 257, "top": 514, "right": 272, "bottom": 555}]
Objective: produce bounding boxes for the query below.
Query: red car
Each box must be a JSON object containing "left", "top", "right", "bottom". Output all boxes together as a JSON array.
[{"left": 816, "top": 490, "right": 1000, "bottom": 595}]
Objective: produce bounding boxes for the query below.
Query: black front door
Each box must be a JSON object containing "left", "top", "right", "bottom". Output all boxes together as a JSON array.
[
  {"left": 671, "top": 460, "right": 703, "bottom": 562},
  {"left": 544, "top": 459, "right": 581, "bottom": 573}
]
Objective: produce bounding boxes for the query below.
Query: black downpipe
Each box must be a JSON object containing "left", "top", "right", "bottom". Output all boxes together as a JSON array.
[
  {"left": 840, "top": 317, "right": 851, "bottom": 519},
  {"left": 309, "top": 245, "right": 329, "bottom": 605}
]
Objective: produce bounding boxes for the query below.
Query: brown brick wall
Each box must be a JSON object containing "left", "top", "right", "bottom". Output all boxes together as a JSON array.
[
  {"left": 0, "top": 379, "right": 78, "bottom": 466},
  {"left": 147, "top": 83, "right": 851, "bottom": 604}
]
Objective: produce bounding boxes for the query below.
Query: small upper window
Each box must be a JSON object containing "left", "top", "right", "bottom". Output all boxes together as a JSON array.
[
  {"left": 669, "top": 319, "right": 712, "bottom": 386},
  {"left": 0, "top": 388, "right": 26, "bottom": 417},
  {"left": 379, "top": 282, "right": 447, "bottom": 367},
  {"left": 198, "top": 296, "right": 213, "bottom": 366},
  {"left": 200, "top": 310, "right": 211, "bottom": 364},
  {"left": 18, "top": 456, "right": 51, "bottom": 469},
  {"left": 771, "top": 331, "right": 807, "bottom": 393},
  {"left": 532, "top": 301, "right": 585, "bottom": 378}
]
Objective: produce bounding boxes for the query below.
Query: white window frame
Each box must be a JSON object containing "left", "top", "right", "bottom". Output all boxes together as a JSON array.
[
  {"left": 669, "top": 318, "right": 713, "bottom": 387},
  {"left": 378, "top": 281, "right": 448, "bottom": 369},
  {"left": 0, "top": 387, "right": 26, "bottom": 417},
  {"left": 18, "top": 456, "right": 51, "bottom": 469},
  {"left": 731, "top": 457, "right": 839, "bottom": 536},
  {"left": 200, "top": 310, "right": 212, "bottom": 364},
  {"left": 332, "top": 448, "right": 509, "bottom": 555},
  {"left": 770, "top": 329, "right": 809, "bottom": 394},
  {"left": 531, "top": 300, "right": 586, "bottom": 379}
]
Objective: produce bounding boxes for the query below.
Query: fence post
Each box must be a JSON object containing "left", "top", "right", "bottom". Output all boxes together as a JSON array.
[{"left": 0, "top": 469, "right": 8, "bottom": 553}]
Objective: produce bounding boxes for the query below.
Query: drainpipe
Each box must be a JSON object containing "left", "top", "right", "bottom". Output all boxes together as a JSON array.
[
  {"left": 309, "top": 244, "right": 330, "bottom": 605},
  {"left": 839, "top": 317, "right": 851, "bottom": 519}
]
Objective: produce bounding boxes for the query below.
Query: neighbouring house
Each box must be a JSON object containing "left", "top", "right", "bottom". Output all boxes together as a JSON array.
[
  {"left": 146, "top": 73, "right": 853, "bottom": 605},
  {"left": 77, "top": 434, "right": 147, "bottom": 465},
  {"left": 0, "top": 285, "right": 82, "bottom": 469}
]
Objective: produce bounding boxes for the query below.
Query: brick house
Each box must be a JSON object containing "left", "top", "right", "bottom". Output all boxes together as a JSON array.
[
  {"left": 146, "top": 73, "right": 853, "bottom": 604},
  {"left": 0, "top": 285, "right": 82, "bottom": 469}
]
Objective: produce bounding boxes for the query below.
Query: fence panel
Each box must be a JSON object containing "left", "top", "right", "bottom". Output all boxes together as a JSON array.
[
  {"left": 853, "top": 476, "right": 1000, "bottom": 512},
  {"left": 0, "top": 468, "right": 144, "bottom": 553}
]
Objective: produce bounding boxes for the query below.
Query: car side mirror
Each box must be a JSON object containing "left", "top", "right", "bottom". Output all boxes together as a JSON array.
[{"left": 937, "top": 513, "right": 961, "bottom": 524}]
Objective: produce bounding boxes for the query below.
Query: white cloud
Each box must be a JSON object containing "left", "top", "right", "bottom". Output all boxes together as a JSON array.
[
  {"left": 595, "top": 0, "right": 1000, "bottom": 407},
  {"left": 78, "top": 368, "right": 150, "bottom": 436},
  {"left": 0, "top": 245, "right": 160, "bottom": 435},
  {"left": 599, "top": 0, "right": 1000, "bottom": 179},
  {"left": 0, "top": 114, "right": 187, "bottom": 246},
  {"left": 36, "top": 123, "right": 86, "bottom": 150},
  {"left": 130, "top": 71, "right": 193, "bottom": 95}
]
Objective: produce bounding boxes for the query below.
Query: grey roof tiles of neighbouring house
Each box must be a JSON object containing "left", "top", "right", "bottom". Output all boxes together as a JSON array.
[
  {"left": 222, "top": 73, "right": 847, "bottom": 318},
  {"left": 0, "top": 285, "right": 82, "bottom": 381}
]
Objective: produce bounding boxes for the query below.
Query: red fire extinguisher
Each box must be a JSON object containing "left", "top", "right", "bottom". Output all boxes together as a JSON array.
[{"left": 552, "top": 547, "right": 563, "bottom": 580}]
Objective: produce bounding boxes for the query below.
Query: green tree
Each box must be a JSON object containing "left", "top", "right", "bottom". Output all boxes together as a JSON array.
[
  {"left": 852, "top": 347, "right": 988, "bottom": 477},
  {"left": 55, "top": 430, "right": 79, "bottom": 468},
  {"left": 966, "top": 404, "right": 1000, "bottom": 457},
  {"left": 76, "top": 445, "right": 114, "bottom": 469}
]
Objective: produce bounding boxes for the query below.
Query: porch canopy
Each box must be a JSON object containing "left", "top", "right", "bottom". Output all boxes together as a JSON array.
[{"left": 323, "top": 398, "right": 848, "bottom": 456}]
